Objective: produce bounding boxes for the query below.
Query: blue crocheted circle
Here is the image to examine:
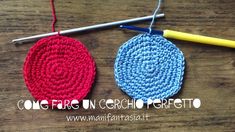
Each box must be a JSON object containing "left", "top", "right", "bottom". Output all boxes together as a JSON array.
[{"left": 114, "top": 34, "right": 185, "bottom": 103}]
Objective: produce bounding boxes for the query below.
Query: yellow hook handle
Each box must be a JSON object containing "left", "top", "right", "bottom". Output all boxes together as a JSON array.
[{"left": 163, "top": 30, "right": 235, "bottom": 48}]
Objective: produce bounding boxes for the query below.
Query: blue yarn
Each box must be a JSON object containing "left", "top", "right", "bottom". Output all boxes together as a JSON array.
[{"left": 114, "top": 34, "right": 185, "bottom": 103}]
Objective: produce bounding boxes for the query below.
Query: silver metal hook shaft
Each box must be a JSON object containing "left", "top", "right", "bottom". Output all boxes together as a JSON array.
[{"left": 12, "top": 13, "right": 164, "bottom": 44}]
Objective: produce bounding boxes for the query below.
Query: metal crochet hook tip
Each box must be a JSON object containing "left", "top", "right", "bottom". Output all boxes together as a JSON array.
[
  {"left": 12, "top": 13, "right": 165, "bottom": 44},
  {"left": 120, "top": 25, "right": 164, "bottom": 35},
  {"left": 119, "top": 25, "right": 124, "bottom": 28}
]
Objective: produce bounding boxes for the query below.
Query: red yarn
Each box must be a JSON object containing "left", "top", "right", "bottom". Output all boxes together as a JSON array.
[
  {"left": 23, "top": 35, "right": 96, "bottom": 107},
  {"left": 50, "top": 0, "right": 57, "bottom": 32}
]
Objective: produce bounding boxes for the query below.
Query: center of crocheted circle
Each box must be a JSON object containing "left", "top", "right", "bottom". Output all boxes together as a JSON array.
[
  {"left": 23, "top": 35, "right": 96, "bottom": 107},
  {"left": 146, "top": 66, "right": 154, "bottom": 73},
  {"left": 144, "top": 62, "right": 156, "bottom": 73},
  {"left": 114, "top": 34, "right": 185, "bottom": 103},
  {"left": 54, "top": 66, "right": 63, "bottom": 75}
]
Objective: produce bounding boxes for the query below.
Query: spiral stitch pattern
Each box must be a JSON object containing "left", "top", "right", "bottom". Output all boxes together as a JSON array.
[
  {"left": 23, "top": 35, "right": 96, "bottom": 106},
  {"left": 114, "top": 34, "right": 185, "bottom": 103}
]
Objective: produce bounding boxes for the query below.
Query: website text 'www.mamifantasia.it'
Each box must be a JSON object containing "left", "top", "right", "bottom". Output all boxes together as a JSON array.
[{"left": 66, "top": 113, "right": 149, "bottom": 122}]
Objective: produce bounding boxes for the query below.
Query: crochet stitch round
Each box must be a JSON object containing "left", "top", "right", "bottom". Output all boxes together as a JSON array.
[
  {"left": 114, "top": 34, "right": 185, "bottom": 103},
  {"left": 23, "top": 35, "right": 96, "bottom": 106}
]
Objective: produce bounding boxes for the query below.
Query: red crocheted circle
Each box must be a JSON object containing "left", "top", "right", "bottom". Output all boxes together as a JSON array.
[{"left": 23, "top": 35, "right": 96, "bottom": 107}]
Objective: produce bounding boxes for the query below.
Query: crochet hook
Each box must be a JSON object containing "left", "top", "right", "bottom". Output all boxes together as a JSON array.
[
  {"left": 12, "top": 14, "right": 165, "bottom": 44},
  {"left": 120, "top": 25, "right": 235, "bottom": 48}
]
